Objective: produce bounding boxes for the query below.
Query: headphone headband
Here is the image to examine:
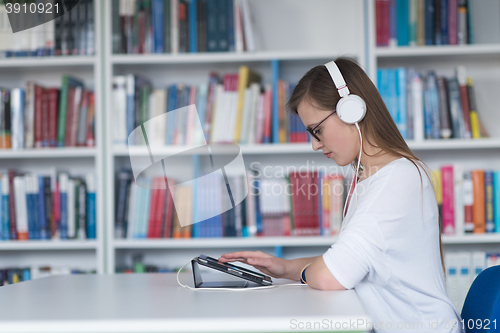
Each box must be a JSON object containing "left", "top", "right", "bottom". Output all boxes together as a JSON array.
[{"left": 324, "top": 60, "right": 350, "bottom": 98}]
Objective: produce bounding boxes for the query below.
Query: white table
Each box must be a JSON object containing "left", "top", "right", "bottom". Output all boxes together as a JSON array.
[{"left": 0, "top": 273, "right": 370, "bottom": 333}]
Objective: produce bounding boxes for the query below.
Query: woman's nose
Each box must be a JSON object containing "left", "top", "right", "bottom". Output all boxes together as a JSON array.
[{"left": 312, "top": 138, "right": 323, "bottom": 151}]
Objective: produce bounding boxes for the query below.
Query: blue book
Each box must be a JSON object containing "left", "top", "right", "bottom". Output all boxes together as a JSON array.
[
  {"left": 425, "top": 0, "right": 435, "bottom": 45},
  {"left": 396, "top": 67, "right": 408, "bottom": 139},
  {"left": 152, "top": 0, "right": 165, "bottom": 53},
  {"left": 428, "top": 72, "right": 441, "bottom": 139},
  {"left": 191, "top": 155, "right": 200, "bottom": 238},
  {"left": 38, "top": 176, "right": 48, "bottom": 240},
  {"left": 25, "top": 178, "right": 35, "bottom": 240},
  {"left": 22, "top": 268, "right": 30, "bottom": 281},
  {"left": 86, "top": 174, "right": 96, "bottom": 239},
  {"left": 389, "top": 0, "right": 397, "bottom": 45},
  {"left": 189, "top": 0, "right": 197, "bottom": 52},
  {"left": 1, "top": 176, "right": 9, "bottom": 241},
  {"left": 493, "top": 171, "right": 500, "bottom": 233},
  {"left": 254, "top": 177, "right": 262, "bottom": 235},
  {"left": 59, "top": 174, "right": 69, "bottom": 240},
  {"left": 196, "top": 83, "right": 208, "bottom": 143},
  {"left": 396, "top": 0, "right": 409, "bottom": 46},
  {"left": 485, "top": 171, "right": 495, "bottom": 233},
  {"left": 227, "top": 0, "right": 234, "bottom": 51},
  {"left": 0, "top": 179, "right": 2, "bottom": 240},
  {"left": 166, "top": 85, "right": 178, "bottom": 145},
  {"left": 440, "top": 0, "right": 449, "bottom": 44},
  {"left": 387, "top": 68, "right": 398, "bottom": 126},
  {"left": 271, "top": 60, "right": 279, "bottom": 143}
]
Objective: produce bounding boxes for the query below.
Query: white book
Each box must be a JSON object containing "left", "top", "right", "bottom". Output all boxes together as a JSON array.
[
  {"left": 24, "top": 82, "right": 36, "bottom": 149},
  {"left": 170, "top": 0, "right": 179, "bottom": 54},
  {"left": 211, "top": 84, "right": 225, "bottom": 143},
  {"left": 67, "top": 178, "right": 75, "bottom": 239},
  {"left": 247, "top": 83, "right": 260, "bottom": 145},
  {"left": 240, "top": 87, "right": 252, "bottom": 144},
  {"left": 411, "top": 72, "right": 424, "bottom": 142},
  {"left": 147, "top": 89, "right": 167, "bottom": 146},
  {"left": 462, "top": 171, "right": 474, "bottom": 233},
  {"left": 13, "top": 176, "right": 28, "bottom": 239},
  {"left": 233, "top": 0, "right": 244, "bottom": 53},
  {"left": 453, "top": 164, "right": 464, "bottom": 236},
  {"left": 252, "top": 91, "right": 265, "bottom": 145},
  {"left": 112, "top": 76, "right": 127, "bottom": 145},
  {"left": 10, "top": 88, "right": 25, "bottom": 150},
  {"left": 227, "top": 85, "right": 239, "bottom": 143},
  {"left": 125, "top": 182, "right": 136, "bottom": 239},
  {"left": 240, "top": 0, "right": 255, "bottom": 52}
]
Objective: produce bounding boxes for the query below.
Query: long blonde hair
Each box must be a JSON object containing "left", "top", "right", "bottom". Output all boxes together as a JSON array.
[{"left": 286, "top": 57, "right": 445, "bottom": 274}]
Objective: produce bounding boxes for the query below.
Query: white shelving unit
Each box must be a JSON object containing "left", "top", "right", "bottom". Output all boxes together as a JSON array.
[
  {"left": 365, "top": 1, "right": 500, "bottom": 258},
  {"left": 0, "top": 0, "right": 105, "bottom": 274},
  {"left": 103, "top": 0, "right": 367, "bottom": 273}
]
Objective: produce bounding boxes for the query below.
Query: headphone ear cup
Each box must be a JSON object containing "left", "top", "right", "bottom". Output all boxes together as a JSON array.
[{"left": 336, "top": 95, "right": 367, "bottom": 124}]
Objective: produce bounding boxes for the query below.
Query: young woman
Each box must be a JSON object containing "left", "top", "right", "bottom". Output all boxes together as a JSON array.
[{"left": 219, "top": 58, "right": 463, "bottom": 332}]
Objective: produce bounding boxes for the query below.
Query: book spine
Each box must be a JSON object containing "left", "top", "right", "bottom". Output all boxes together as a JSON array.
[
  {"left": 484, "top": 171, "right": 494, "bottom": 233},
  {"left": 463, "top": 171, "right": 474, "bottom": 233},
  {"left": 471, "top": 170, "right": 485, "bottom": 233},
  {"left": 441, "top": 165, "right": 455, "bottom": 235},
  {"left": 86, "top": 174, "right": 96, "bottom": 239},
  {"left": 1, "top": 175, "right": 10, "bottom": 240},
  {"left": 494, "top": 171, "right": 500, "bottom": 233}
]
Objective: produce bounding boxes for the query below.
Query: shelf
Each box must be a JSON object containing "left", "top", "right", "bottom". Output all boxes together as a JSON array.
[
  {"left": 0, "top": 148, "right": 97, "bottom": 159},
  {"left": 111, "top": 50, "right": 344, "bottom": 65},
  {"left": 442, "top": 234, "right": 500, "bottom": 244},
  {"left": 114, "top": 139, "right": 500, "bottom": 157},
  {"left": 0, "top": 56, "right": 96, "bottom": 68},
  {"left": 0, "top": 240, "right": 99, "bottom": 251},
  {"left": 112, "top": 236, "right": 339, "bottom": 249},
  {"left": 407, "top": 138, "right": 500, "bottom": 150},
  {"left": 375, "top": 44, "right": 500, "bottom": 57},
  {"left": 113, "top": 234, "right": 500, "bottom": 249}
]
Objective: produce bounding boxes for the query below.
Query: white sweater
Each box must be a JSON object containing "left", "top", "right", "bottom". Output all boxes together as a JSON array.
[{"left": 323, "top": 157, "right": 463, "bottom": 333}]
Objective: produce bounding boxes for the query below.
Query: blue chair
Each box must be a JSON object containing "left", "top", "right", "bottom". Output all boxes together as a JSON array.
[{"left": 461, "top": 265, "right": 500, "bottom": 332}]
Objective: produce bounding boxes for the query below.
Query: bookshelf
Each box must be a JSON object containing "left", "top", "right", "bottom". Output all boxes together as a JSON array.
[
  {"left": 0, "top": 0, "right": 105, "bottom": 275},
  {"left": 103, "top": 0, "right": 366, "bottom": 273},
  {"left": 367, "top": 0, "right": 500, "bottom": 295}
]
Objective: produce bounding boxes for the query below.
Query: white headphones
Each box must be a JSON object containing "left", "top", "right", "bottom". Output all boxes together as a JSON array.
[{"left": 324, "top": 60, "right": 366, "bottom": 124}]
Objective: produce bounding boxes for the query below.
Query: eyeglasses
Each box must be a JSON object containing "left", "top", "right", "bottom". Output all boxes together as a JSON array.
[{"left": 306, "top": 110, "right": 336, "bottom": 142}]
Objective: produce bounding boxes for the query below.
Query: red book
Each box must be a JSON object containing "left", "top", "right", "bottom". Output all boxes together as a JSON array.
[
  {"left": 41, "top": 88, "right": 49, "bottom": 147},
  {"left": 47, "top": 88, "right": 60, "bottom": 147},
  {"left": 448, "top": 0, "right": 458, "bottom": 45},
  {"left": 441, "top": 165, "right": 455, "bottom": 235},
  {"left": 86, "top": 92, "right": 95, "bottom": 147},
  {"left": 458, "top": 84, "right": 472, "bottom": 139},
  {"left": 162, "top": 179, "right": 176, "bottom": 238},
  {"left": 34, "top": 85, "right": 44, "bottom": 148},
  {"left": 376, "top": 0, "right": 390, "bottom": 47},
  {"left": 154, "top": 184, "right": 167, "bottom": 238}
]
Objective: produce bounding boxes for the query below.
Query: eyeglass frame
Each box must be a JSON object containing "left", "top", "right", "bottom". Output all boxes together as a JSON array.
[{"left": 306, "top": 110, "right": 337, "bottom": 142}]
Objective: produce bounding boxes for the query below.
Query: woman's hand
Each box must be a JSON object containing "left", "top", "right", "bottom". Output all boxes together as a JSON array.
[{"left": 218, "top": 251, "right": 289, "bottom": 279}]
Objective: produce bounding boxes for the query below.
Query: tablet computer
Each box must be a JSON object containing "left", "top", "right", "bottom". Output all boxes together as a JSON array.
[{"left": 192, "top": 254, "right": 273, "bottom": 288}]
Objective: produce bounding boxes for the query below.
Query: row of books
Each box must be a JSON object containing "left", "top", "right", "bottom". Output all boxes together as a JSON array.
[
  {"left": 445, "top": 251, "right": 500, "bottom": 311},
  {"left": 112, "top": 0, "right": 256, "bottom": 54},
  {"left": 112, "top": 68, "right": 308, "bottom": 146},
  {"left": 0, "top": 170, "right": 96, "bottom": 241},
  {"left": 0, "top": 76, "right": 95, "bottom": 150},
  {"left": 375, "top": 0, "right": 488, "bottom": 47},
  {"left": 378, "top": 66, "right": 488, "bottom": 141},
  {"left": 432, "top": 166, "right": 500, "bottom": 236},
  {"left": 0, "top": 266, "right": 95, "bottom": 287},
  {"left": 0, "top": 0, "right": 95, "bottom": 58},
  {"left": 114, "top": 169, "right": 347, "bottom": 239}
]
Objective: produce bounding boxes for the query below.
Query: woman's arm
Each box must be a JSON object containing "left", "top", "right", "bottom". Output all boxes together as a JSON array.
[{"left": 219, "top": 251, "right": 347, "bottom": 290}]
